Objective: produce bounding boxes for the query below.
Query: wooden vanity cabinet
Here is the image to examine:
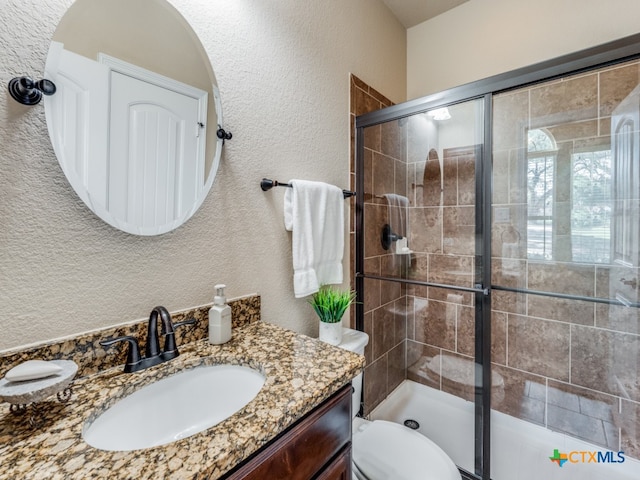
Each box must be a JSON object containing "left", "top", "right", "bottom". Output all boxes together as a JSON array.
[
  {"left": 313, "top": 444, "right": 352, "bottom": 480},
  {"left": 221, "top": 383, "right": 352, "bottom": 480}
]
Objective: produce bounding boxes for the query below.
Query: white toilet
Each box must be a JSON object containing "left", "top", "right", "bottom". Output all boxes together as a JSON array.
[{"left": 338, "top": 328, "right": 461, "bottom": 480}]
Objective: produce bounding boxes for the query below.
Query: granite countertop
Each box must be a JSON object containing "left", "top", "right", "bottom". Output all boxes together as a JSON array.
[{"left": 0, "top": 322, "right": 364, "bottom": 480}]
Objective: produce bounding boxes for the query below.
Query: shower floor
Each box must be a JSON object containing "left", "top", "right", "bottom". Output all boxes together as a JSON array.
[{"left": 369, "top": 380, "right": 640, "bottom": 480}]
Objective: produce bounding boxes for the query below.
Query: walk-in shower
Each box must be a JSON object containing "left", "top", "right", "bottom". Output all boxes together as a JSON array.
[{"left": 353, "top": 34, "right": 640, "bottom": 480}]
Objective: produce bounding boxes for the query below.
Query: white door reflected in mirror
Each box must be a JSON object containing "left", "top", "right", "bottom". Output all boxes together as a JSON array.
[
  {"left": 44, "top": 0, "right": 223, "bottom": 235},
  {"left": 109, "top": 70, "right": 205, "bottom": 229}
]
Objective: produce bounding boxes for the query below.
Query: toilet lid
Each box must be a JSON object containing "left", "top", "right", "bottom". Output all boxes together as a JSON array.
[{"left": 352, "top": 420, "right": 460, "bottom": 480}]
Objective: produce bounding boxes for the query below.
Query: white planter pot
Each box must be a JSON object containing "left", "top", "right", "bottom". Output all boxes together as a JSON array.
[{"left": 319, "top": 320, "right": 343, "bottom": 346}]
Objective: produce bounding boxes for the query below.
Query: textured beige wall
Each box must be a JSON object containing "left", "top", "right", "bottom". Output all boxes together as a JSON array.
[
  {"left": 0, "top": 0, "right": 406, "bottom": 351},
  {"left": 407, "top": 0, "right": 640, "bottom": 98}
]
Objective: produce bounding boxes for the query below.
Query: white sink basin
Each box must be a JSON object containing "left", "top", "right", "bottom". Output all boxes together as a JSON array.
[{"left": 83, "top": 364, "right": 265, "bottom": 451}]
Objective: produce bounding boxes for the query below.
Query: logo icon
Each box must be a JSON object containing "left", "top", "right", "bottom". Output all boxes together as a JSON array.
[
  {"left": 549, "top": 448, "right": 625, "bottom": 467},
  {"left": 550, "top": 449, "right": 568, "bottom": 467}
]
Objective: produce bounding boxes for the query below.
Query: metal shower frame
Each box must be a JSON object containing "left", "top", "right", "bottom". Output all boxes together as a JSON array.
[{"left": 354, "top": 32, "right": 640, "bottom": 480}]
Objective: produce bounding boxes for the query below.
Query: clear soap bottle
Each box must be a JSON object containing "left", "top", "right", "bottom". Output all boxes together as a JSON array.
[{"left": 209, "top": 284, "right": 232, "bottom": 344}]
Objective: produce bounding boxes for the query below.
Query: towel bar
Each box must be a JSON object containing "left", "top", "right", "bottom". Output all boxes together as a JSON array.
[{"left": 260, "top": 178, "right": 355, "bottom": 198}]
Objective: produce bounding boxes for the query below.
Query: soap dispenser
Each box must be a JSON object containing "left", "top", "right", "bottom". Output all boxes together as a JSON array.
[{"left": 209, "top": 284, "right": 232, "bottom": 345}]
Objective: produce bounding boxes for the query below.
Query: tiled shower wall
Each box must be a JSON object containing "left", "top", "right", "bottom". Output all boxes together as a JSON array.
[
  {"left": 350, "top": 75, "right": 408, "bottom": 414},
  {"left": 403, "top": 141, "right": 482, "bottom": 407},
  {"left": 351, "top": 59, "right": 640, "bottom": 459}
]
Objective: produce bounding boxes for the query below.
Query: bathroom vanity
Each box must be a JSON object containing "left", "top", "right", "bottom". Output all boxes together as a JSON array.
[{"left": 0, "top": 316, "right": 363, "bottom": 479}]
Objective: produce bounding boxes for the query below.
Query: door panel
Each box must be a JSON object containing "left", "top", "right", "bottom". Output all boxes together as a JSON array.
[
  {"left": 108, "top": 71, "right": 201, "bottom": 227},
  {"left": 45, "top": 42, "right": 110, "bottom": 207},
  {"left": 491, "top": 60, "right": 640, "bottom": 480},
  {"left": 360, "top": 99, "right": 485, "bottom": 476}
]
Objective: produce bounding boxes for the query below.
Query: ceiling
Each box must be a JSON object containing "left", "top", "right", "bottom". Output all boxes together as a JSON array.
[{"left": 382, "top": 0, "right": 470, "bottom": 28}]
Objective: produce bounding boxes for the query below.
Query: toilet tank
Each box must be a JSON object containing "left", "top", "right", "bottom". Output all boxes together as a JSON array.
[{"left": 337, "top": 328, "right": 369, "bottom": 419}]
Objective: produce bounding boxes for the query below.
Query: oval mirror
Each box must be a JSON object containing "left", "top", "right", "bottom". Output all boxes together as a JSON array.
[{"left": 43, "top": 0, "right": 223, "bottom": 235}]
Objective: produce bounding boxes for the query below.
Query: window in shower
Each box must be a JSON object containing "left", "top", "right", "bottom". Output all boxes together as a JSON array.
[
  {"left": 571, "top": 148, "right": 612, "bottom": 263},
  {"left": 525, "top": 128, "right": 614, "bottom": 263},
  {"left": 526, "top": 128, "right": 556, "bottom": 260}
]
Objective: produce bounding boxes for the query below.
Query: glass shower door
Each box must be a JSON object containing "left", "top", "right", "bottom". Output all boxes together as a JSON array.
[
  {"left": 491, "top": 60, "right": 640, "bottom": 480},
  {"left": 359, "top": 98, "right": 488, "bottom": 476}
]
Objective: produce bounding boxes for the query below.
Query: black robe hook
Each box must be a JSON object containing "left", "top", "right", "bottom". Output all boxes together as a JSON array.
[
  {"left": 217, "top": 125, "right": 232, "bottom": 144},
  {"left": 8, "top": 77, "right": 56, "bottom": 106}
]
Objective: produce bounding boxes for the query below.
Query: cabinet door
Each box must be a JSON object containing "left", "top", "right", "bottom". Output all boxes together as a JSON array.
[{"left": 314, "top": 445, "right": 352, "bottom": 480}]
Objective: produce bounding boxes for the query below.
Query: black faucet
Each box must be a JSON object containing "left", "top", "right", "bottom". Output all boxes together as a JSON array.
[{"left": 100, "top": 306, "right": 196, "bottom": 373}]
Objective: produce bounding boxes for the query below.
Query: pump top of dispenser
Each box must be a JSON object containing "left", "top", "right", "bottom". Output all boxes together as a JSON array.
[{"left": 214, "top": 284, "right": 227, "bottom": 305}]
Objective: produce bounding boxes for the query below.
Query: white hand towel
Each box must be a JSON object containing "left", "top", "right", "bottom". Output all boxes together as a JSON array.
[{"left": 284, "top": 179, "right": 344, "bottom": 298}]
